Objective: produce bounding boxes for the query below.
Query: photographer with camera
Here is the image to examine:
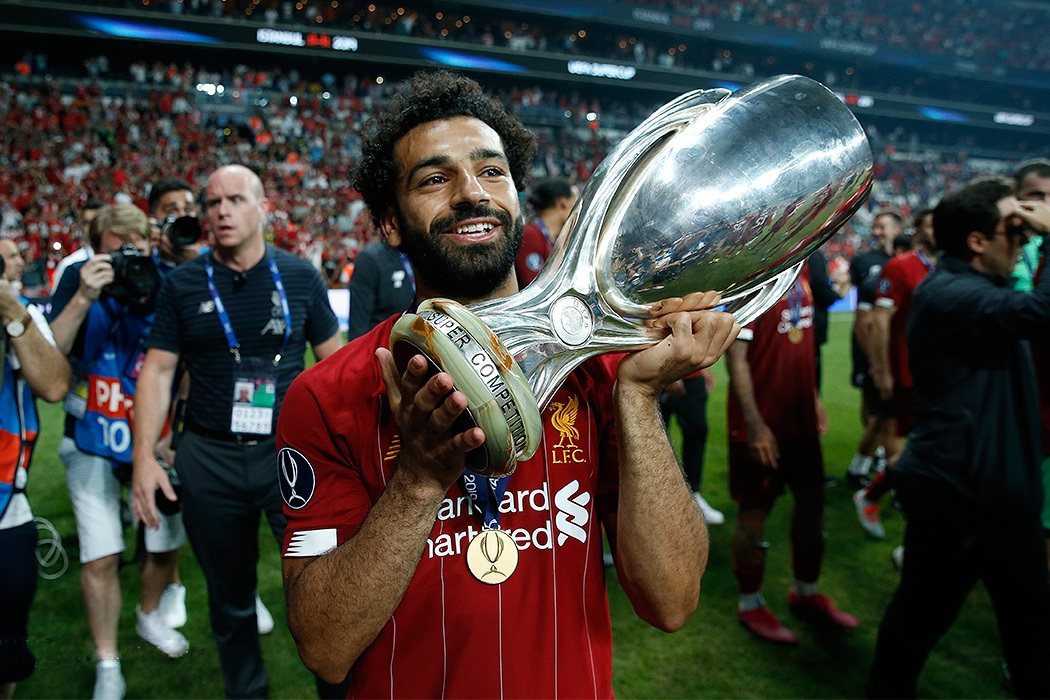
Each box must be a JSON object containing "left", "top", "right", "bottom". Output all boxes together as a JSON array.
[
  {"left": 0, "top": 238, "right": 70, "bottom": 699},
  {"left": 148, "top": 178, "right": 203, "bottom": 271},
  {"left": 48, "top": 204, "right": 187, "bottom": 700}
]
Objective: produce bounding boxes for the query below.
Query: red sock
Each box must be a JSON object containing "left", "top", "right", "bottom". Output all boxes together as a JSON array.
[{"left": 733, "top": 557, "right": 765, "bottom": 594}]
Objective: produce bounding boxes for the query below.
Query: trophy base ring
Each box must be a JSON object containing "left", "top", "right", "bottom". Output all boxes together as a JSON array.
[{"left": 389, "top": 299, "right": 542, "bottom": 478}]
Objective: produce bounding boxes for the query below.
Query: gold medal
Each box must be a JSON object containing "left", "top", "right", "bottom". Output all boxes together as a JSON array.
[
  {"left": 787, "top": 327, "right": 803, "bottom": 344},
  {"left": 465, "top": 529, "right": 519, "bottom": 584}
]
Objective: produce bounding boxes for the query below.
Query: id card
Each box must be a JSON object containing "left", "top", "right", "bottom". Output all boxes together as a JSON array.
[
  {"left": 64, "top": 378, "right": 89, "bottom": 419},
  {"left": 230, "top": 358, "right": 278, "bottom": 435}
]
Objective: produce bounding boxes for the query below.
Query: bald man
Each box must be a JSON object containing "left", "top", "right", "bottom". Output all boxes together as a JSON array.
[{"left": 132, "top": 165, "right": 341, "bottom": 697}]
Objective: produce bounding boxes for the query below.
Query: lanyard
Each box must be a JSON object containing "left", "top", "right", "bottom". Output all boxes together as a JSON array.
[
  {"left": 533, "top": 216, "right": 552, "bottom": 246},
  {"left": 460, "top": 470, "right": 510, "bottom": 530},
  {"left": 786, "top": 278, "right": 805, "bottom": 326},
  {"left": 205, "top": 254, "right": 291, "bottom": 366},
  {"left": 398, "top": 251, "right": 419, "bottom": 314},
  {"left": 916, "top": 249, "right": 934, "bottom": 271}
]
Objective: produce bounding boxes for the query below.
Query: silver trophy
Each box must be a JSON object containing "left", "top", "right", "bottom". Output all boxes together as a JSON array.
[{"left": 390, "top": 74, "right": 873, "bottom": 477}]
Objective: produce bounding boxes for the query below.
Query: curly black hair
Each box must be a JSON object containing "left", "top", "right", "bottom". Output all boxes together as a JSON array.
[{"left": 353, "top": 71, "right": 537, "bottom": 225}]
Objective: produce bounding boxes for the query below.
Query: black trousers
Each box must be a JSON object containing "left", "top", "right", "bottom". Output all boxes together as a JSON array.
[
  {"left": 868, "top": 473, "right": 1050, "bottom": 698},
  {"left": 176, "top": 431, "right": 286, "bottom": 699},
  {"left": 660, "top": 375, "right": 709, "bottom": 492},
  {"left": 0, "top": 521, "right": 38, "bottom": 684}
]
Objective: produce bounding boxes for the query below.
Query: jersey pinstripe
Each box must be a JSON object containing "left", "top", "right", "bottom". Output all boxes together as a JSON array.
[{"left": 278, "top": 318, "right": 620, "bottom": 698}]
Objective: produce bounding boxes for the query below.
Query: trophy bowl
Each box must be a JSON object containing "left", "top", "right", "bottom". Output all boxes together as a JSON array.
[{"left": 391, "top": 74, "right": 873, "bottom": 477}]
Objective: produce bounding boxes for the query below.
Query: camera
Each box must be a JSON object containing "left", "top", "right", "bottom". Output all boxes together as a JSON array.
[
  {"left": 155, "top": 460, "right": 182, "bottom": 515},
  {"left": 162, "top": 215, "right": 202, "bottom": 248},
  {"left": 104, "top": 244, "right": 159, "bottom": 302}
]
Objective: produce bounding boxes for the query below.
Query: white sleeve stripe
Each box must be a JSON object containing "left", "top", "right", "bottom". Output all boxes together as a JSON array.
[
  {"left": 284, "top": 528, "right": 338, "bottom": 557},
  {"left": 875, "top": 298, "right": 896, "bottom": 308},
  {"left": 857, "top": 302, "right": 874, "bottom": 311}
]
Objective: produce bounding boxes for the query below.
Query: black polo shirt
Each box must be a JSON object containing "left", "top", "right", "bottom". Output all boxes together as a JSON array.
[
  {"left": 900, "top": 255, "right": 1050, "bottom": 520},
  {"left": 146, "top": 245, "right": 339, "bottom": 431}
]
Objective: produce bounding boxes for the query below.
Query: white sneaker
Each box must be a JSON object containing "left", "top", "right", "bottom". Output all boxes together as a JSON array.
[
  {"left": 853, "top": 489, "right": 885, "bottom": 539},
  {"left": 93, "top": 660, "right": 126, "bottom": 700},
  {"left": 891, "top": 545, "right": 905, "bottom": 572},
  {"left": 693, "top": 492, "right": 725, "bottom": 525},
  {"left": 136, "top": 605, "right": 189, "bottom": 658},
  {"left": 256, "top": 595, "right": 274, "bottom": 635},
  {"left": 157, "top": 583, "right": 187, "bottom": 629}
]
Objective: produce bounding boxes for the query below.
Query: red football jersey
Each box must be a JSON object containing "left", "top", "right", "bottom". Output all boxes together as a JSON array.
[
  {"left": 278, "top": 317, "right": 620, "bottom": 698},
  {"left": 728, "top": 272, "right": 818, "bottom": 442},
  {"left": 513, "top": 219, "right": 553, "bottom": 288},
  {"left": 874, "top": 251, "right": 934, "bottom": 388}
]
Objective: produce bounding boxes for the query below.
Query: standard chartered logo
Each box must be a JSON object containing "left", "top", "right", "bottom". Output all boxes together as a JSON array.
[
  {"left": 424, "top": 481, "right": 592, "bottom": 558},
  {"left": 554, "top": 480, "right": 590, "bottom": 545}
]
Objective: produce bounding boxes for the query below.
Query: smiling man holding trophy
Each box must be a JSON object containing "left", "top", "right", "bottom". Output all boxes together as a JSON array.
[{"left": 276, "top": 69, "right": 871, "bottom": 696}]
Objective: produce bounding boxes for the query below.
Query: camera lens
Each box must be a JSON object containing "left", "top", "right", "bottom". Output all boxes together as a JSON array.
[
  {"left": 155, "top": 482, "right": 183, "bottom": 515},
  {"left": 165, "top": 216, "right": 201, "bottom": 248}
]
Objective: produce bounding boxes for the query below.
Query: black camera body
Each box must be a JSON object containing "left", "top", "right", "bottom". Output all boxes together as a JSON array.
[
  {"left": 104, "top": 244, "right": 159, "bottom": 302},
  {"left": 162, "top": 215, "right": 202, "bottom": 248}
]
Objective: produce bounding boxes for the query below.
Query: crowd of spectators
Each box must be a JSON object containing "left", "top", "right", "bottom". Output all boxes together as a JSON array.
[
  {"left": 0, "top": 54, "right": 1021, "bottom": 298},
  {"left": 634, "top": 0, "right": 1050, "bottom": 73},
  {"left": 70, "top": 0, "right": 1050, "bottom": 100}
]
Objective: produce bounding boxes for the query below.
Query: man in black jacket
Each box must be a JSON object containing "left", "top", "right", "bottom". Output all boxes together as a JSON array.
[
  {"left": 867, "top": 177, "right": 1050, "bottom": 698},
  {"left": 347, "top": 239, "right": 414, "bottom": 340}
]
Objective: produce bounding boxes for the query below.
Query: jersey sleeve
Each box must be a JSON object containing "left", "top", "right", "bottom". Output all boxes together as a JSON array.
[
  {"left": 875, "top": 257, "right": 906, "bottom": 310},
  {"left": 145, "top": 274, "right": 182, "bottom": 354},
  {"left": 303, "top": 264, "right": 340, "bottom": 346},
  {"left": 277, "top": 370, "right": 373, "bottom": 557},
  {"left": 47, "top": 262, "right": 82, "bottom": 322}
]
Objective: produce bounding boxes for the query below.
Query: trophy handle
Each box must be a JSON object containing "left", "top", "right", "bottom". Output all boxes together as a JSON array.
[{"left": 721, "top": 261, "right": 805, "bottom": 327}]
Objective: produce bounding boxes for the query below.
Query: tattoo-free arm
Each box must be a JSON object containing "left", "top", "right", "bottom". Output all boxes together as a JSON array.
[
  {"left": 130, "top": 349, "right": 179, "bottom": 529},
  {"left": 726, "top": 338, "right": 779, "bottom": 469},
  {"left": 609, "top": 308, "right": 737, "bottom": 630},
  {"left": 284, "top": 349, "right": 483, "bottom": 683},
  {"left": 868, "top": 305, "right": 896, "bottom": 400}
]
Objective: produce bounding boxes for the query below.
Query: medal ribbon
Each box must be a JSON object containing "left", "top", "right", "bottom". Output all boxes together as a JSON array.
[
  {"left": 460, "top": 470, "right": 510, "bottom": 530},
  {"left": 916, "top": 249, "right": 934, "bottom": 272},
  {"left": 786, "top": 278, "right": 805, "bottom": 328},
  {"left": 398, "top": 251, "right": 419, "bottom": 314},
  {"left": 205, "top": 251, "right": 292, "bottom": 366}
]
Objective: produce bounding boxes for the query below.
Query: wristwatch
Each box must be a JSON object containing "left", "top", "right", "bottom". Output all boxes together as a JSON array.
[{"left": 6, "top": 310, "right": 31, "bottom": 338}]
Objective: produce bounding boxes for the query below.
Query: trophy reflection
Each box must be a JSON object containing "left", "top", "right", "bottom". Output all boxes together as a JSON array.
[{"left": 390, "top": 74, "right": 873, "bottom": 477}]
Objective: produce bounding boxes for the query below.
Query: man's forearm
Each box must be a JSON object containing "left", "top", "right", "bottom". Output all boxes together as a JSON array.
[
  {"left": 285, "top": 467, "right": 447, "bottom": 683},
  {"left": 49, "top": 292, "right": 94, "bottom": 356},
  {"left": 868, "top": 309, "right": 892, "bottom": 376},
  {"left": 131, "top": 366, "right": 175, "bottom": 462},
  {"left": 12, "top": 326, "right": 70, "bottom": 402},
  {"left": 609, "top": 384, "right": 705, "bottom": 633}
]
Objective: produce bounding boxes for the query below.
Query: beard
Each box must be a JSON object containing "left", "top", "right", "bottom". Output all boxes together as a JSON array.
[{"left": 396, "top": 205, "right": 524, "bottom": 300}]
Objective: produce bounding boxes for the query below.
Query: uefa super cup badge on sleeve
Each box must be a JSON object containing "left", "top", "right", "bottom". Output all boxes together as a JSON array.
[{"left": 391, "top": 74, "right": 873, "bottom": 478}]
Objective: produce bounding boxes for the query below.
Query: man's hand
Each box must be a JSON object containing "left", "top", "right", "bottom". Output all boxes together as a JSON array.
[
  {"left": 1014, "top": 199, "right": 1050, "bottom": 235},
  {"left": 132, "top": 454, "right": 176, "bottom": 529},
  {"left": 747, "top": 420, "right": 779, "bottom": 469},
  {"left": 619, "top": 306, "right": 739, "bottom": 397},
  {"left": 77, "top": 255, "right": 114, "bottom": 302},
  {"left": 375, "top": 347, "right": 485, "bottom": 494},
  {"left": 816, "top": 395, "right": 829, "bottom": 436}
]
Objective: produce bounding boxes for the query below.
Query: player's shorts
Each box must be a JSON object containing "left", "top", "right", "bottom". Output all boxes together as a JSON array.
[
  {"left": 729, "top": 437, "right": 825, "bottom": 510},
  {"left": 60, "top": 437, "right": 185, "bottom": 564},
  {"left": 862, "top": 374, "right": 896, "bottom": 420},
  {"left": 0, "top": 521, "right": 37, "bottom": 684},
  {"left": 893, "top": 385, "right": 914, "bottom": 437}
]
